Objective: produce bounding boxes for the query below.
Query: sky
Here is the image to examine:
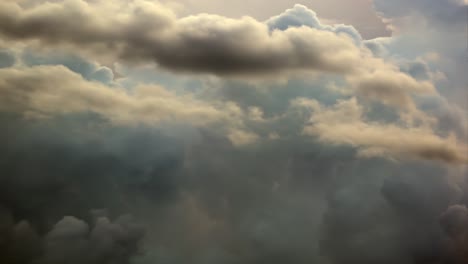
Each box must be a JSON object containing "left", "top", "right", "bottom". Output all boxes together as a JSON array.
[{"left": 0, "top": 0, "right": 467, "bottom": 264}]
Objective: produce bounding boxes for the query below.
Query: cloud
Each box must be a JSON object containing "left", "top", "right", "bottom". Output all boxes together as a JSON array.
[
  {"left": 0, "top": 49, "right": 16, "bottom": 68},
  {"left": 0, "top": 1, "right": 439, "bottom": 123},
  {"left": 0, "top": 65, "right": 242, "bottom": 127},
  {"left": 321, "top": 161, "right": 462, "bottom": 264},
  {"left": 22, "top": 51, "right": 115, "bottom": 84},
  {"left": 399, "top": 60, "right": 432, "bottom": 80},
  {"left": 227, "top": 129, "right": 259, "bottom": 146},
  {"left": 0, "top": 206, "right": 144, "bottom": 264},
  {"left": 0, "top": 112, "right": 346, "bottom": 264},
  {"left": 0, "top": 2, "right": 467, "bottom": 264},
  {"left": 42, "top": 215, "right": 144, "bottom": 264},
  {"left": 0, "top": 94, "right": 465, "bottom": 264},
  {"left": 295, "top": 97, "right": 467, "bottom": 164},
  {"left": 0, "top": 114, "right": 184, "bottom": 263},
  {"left": 0, "top": 0, "right": 363, "bottom": 76},
  {"left": 374, "top": 0, "right": 467, "bottom": 28},
  {"left": 347, "top": 67, "right": 436, "bottom": 111},
  {"left": 266, "top": 4, "right": 362, "bottom": 44}
]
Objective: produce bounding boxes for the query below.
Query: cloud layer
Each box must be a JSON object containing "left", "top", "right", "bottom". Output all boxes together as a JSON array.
[{"left": 0, "top": 1, "right": 467, "bottom": 264}]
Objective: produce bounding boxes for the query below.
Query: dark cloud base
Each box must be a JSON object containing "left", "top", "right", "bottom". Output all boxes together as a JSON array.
[{"left": 0, "top": 113, "right": 466, "bottom": 264}]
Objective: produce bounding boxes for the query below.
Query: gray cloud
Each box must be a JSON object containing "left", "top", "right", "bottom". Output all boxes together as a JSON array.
[
  {"left": 0, "top": 49, "right": 16, "bottom": 68},
  {"left": 0, "top": 1, "right": 362, "bottom": 76},
  {"left": 0, "top": 111, "right": 334, "bottom": 264},
  {"left": 266, "top": 4, "right": 362, "bottom": 44},
  {"left": 0, "top": 113, "right": 182, "bottom": 264},
  {"left": 400, "top": 60, "right": 431, "bottom": 81},
  {"left": 42, "top": 215, "right": 144, "bottom": 264},
  {"left": 0, "top": 205, "right": 144, "bottom": 264},
  {"left": 321, "top": 161, "right": 463, "bottom": 264},
  {"left": 0, "top": 99, "right": 466, "bottom": 264}
]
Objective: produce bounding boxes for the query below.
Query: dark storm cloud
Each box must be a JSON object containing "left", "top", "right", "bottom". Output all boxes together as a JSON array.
[
  {"left": 439, "top": 204, "right": 468, "bottom": 263},
  {"left": 320, "top": 161, "right": 466, "bottom": 264},
  {"left": 0, "top": 111, "right": 339, "bottom": 264},
  {"left": 0, "top": 205, "right": 145, "bottom": 264},
  {"left": 440, "top": 205, "right": 468, "bottom": 238},
  {"left": 0, "top": 102, "right": 466, "bottom": 264},
  {"left": 0, "top": 113, "right": 185, "bottom": 263},
  {"left": 0, "top": 103, "right": 406, "bottom": 264},
  {"left": 133, "top": 131, "right": 361, "bottom": 264},
  {"left": 41, "top": 215, "right": 144, "bottom": 264}
]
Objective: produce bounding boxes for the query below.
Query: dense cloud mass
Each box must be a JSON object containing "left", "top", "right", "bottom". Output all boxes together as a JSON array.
[
  {"left": 0, "top": 1, "right": 362, "bottom": 76},
  {"left": 1, "top": 200, "right": 144, "bottom": 264},
  {"left": 0, "top": 1, "right": 467, "bottom": 264}
]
